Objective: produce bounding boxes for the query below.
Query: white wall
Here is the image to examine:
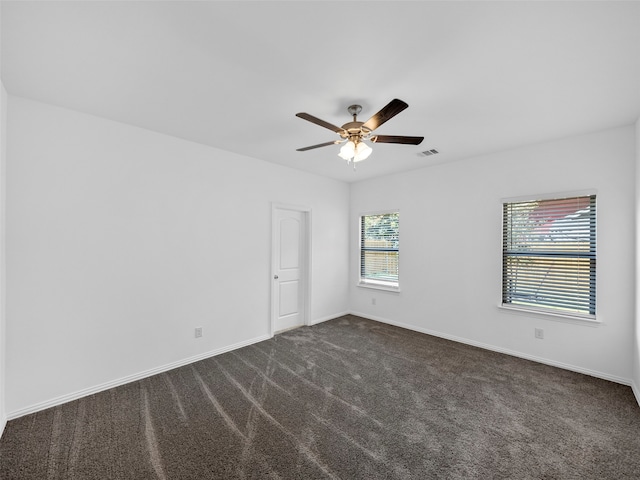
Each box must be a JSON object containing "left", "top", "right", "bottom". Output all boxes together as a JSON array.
[
  {"left": 0, "top": 2, "right": 7, "bottom": 435},
  {"left": 634, "top": 117, "right": 640, "bottom": 403},
  {"left": 0, "top": 81, "right": 7, "bottom": 434},
  {"left": 351, "top": 126, "right": 636, "bottom": 383},
  {"left": 5, "top": 96, "right": 350, "bottom": 416}
]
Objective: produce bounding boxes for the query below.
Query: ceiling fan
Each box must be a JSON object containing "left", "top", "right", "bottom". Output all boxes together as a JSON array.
[{"left": 295, "top": 99, "right": 424, "bottom": 167}]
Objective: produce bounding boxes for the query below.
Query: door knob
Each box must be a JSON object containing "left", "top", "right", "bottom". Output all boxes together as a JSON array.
[{"left": 274, "top": 275, "right": 279, "bottom": 279}]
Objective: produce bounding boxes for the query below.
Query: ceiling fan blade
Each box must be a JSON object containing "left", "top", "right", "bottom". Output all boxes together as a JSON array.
[
  {"left": 371, "top": 135, "right": 424, "bottom": 145},
  {"left": 296, "top": 140, "right": 340, "bottom": 152},
  {"left": 296, "top": 113, "right": 346, "bottom": 134},
  {"left": 362, "top": 99, "right": 409, "bottom": 131}
]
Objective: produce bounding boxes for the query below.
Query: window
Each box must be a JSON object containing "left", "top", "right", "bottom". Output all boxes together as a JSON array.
[
  {"left": 360, "top": 212, "right": 399, "bottom": 289},
  {"left": 502, "top": 194, "right": 596, "bottom": 317}
]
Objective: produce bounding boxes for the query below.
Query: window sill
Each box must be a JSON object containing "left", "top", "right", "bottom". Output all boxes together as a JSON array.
[
  {"left": 498, "top": 304, "right": 601, "bottom": 326},
  {"left": 358, "top": 281, "right": 400, "bottom": 293}
]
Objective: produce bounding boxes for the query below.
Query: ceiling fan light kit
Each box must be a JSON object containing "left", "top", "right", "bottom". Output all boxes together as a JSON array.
[
  {"left": 296, "top": 99, "right": 424, "bottom": 169},
  {"left": 338, "top": 138, "right": 372, "bottom": 163}
]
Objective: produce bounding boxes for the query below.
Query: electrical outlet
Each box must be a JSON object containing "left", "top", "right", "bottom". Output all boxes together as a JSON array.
[
  {"left": 534, "top": 328, "right": 544, "bottom": 340},
  {"left": 195, "top": 327, "right": 203, "bottom": 338},
  {"left": 371, "top": 298, "right": 376, "bottom": 305}
]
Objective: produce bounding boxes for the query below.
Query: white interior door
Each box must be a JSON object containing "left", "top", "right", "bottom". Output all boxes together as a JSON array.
[{"left": 272, "top": 206, "right": 308, "bottom": 333}]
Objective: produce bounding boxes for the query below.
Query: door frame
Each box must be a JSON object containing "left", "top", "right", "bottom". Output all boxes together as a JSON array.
[{"left": 270, "top": 203, "right": 312, "bottom": 337}]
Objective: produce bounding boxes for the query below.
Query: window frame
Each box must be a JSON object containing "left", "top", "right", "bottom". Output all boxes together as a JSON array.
[
  {"left": 358, "top": 210, "right": 400, "bottom": 292},
  {"left": 501, "top": 192, "right": 597, "bottom": 322}
]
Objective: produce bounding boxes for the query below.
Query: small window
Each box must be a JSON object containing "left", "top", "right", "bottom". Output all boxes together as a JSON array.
[
  {"left": 360, "top": 212, "right": 399, "bottom": 288},
  {"left": 502, "top": 194, "right": 596, "bottom": 317}
]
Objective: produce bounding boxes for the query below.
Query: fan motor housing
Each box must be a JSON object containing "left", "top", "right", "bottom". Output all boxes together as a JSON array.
[{"left": 340, "top": 121, "right": 371, "bottom": 138}]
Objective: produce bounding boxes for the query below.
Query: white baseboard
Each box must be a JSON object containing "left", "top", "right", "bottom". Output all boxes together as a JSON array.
[
  {"left": 349, "top": 310, "right": 633, "bottom": 387},
  {"left": 632, "top": 381, "right": 640, "bottom": 408},
  {"left": 7, "top": 333, "right": 271, "bottom": 421},
  {"left": 308, "top": 311, "right": 350, "bottom": 326}
]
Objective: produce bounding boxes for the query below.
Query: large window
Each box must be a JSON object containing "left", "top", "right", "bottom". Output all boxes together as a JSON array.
[
  {"left": 502, "top": 194, "right": 596, "bottom": 317},
  {"left": 360, "top": 212, "right": 399, "bottom": 288}
]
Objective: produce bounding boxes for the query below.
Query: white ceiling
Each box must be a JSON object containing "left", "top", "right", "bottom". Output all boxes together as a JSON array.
[{"left": 2, "top": 1, "right": 640, "bottom": 183}]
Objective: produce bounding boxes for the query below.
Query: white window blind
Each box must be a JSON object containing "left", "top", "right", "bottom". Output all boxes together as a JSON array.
[
  {"left": 502, "top": 195, "right": 596, "bottom": 316},
  {"left": 360, "top": 212, "right": 399, "bottom": 287}
]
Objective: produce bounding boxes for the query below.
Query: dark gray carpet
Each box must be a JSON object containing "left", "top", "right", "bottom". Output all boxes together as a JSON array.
[{"left": 1, "top": 315, "right": 639, "bottom": 479}]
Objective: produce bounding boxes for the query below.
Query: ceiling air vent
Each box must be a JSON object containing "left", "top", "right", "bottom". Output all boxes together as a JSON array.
[{"left": 420, "top": 149, "right": 439, "bottom": 156}]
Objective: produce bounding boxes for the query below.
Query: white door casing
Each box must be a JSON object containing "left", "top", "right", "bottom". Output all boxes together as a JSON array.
[{"left": 271, "top": 205, "right": 310, "bottom": 334}]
